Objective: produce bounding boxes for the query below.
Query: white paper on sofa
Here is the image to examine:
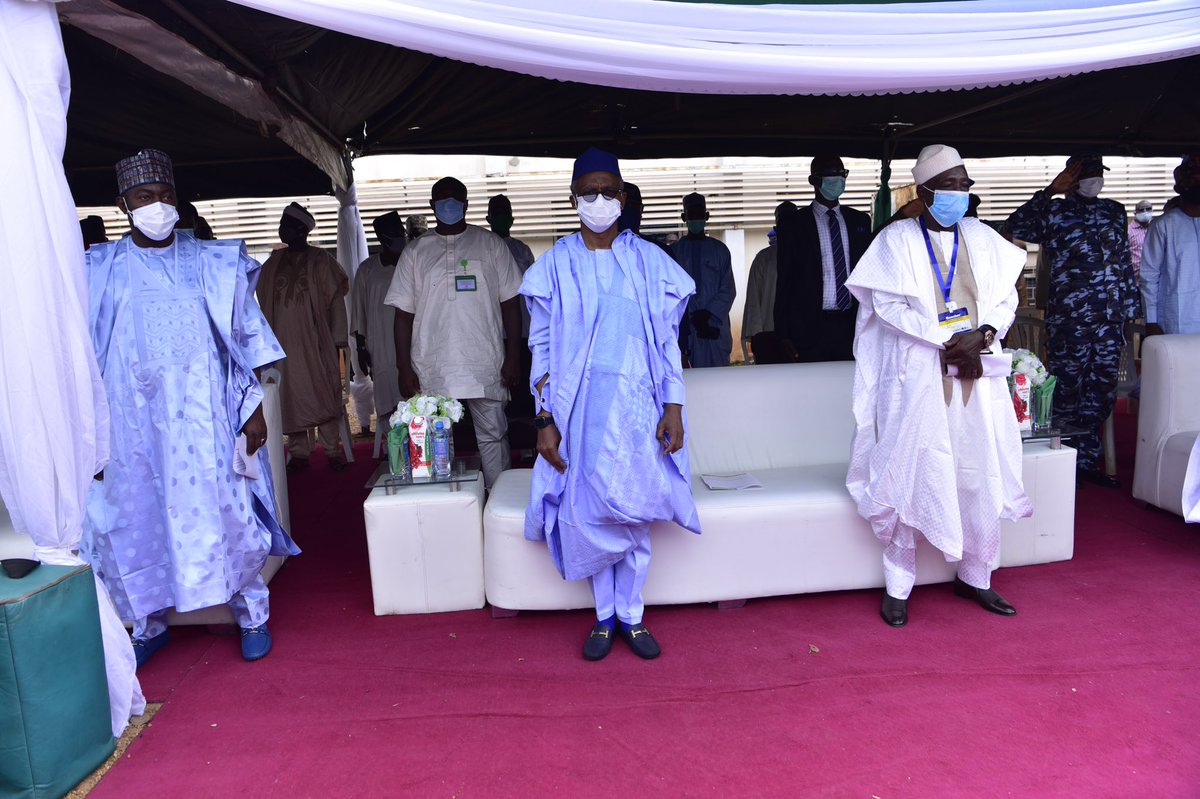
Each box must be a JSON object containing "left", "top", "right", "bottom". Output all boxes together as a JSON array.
[{"left": 701, "top": 473, "right": 763, "bottom": 491}]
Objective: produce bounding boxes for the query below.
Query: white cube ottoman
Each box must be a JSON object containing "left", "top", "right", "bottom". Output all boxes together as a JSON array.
[{"left": 363, "top": 477, "right": 486, "bottom": 615}]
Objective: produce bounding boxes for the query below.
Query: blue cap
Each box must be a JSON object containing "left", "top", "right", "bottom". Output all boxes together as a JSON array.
[{"left": 572, "top": 147, "right": 621, "bottom": 182}]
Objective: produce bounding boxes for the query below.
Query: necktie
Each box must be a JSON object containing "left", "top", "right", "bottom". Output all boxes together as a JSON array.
[{"left": 828, "top": 208, "right": 851, "bottom": 311}]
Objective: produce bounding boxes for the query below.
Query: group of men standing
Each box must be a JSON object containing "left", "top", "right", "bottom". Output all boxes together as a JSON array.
[{"left": 79, "top": 142, "right": 1193, "bottom": 672}]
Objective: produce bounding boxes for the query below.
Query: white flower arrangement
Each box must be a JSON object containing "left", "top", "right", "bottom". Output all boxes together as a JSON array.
[
  {"left": 390, "top": 395, "right": 464, "bottom": 429},
  {"left": 1008, "top": 348, "right": 1049, "bottom": 387}
]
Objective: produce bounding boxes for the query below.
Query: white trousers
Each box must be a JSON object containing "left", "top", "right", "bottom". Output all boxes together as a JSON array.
[
  {"left": 883, "top": 532, "right": 993, "bottom": 600},
  {"left": 350, "top": 376, "right": 375, "bottom": 430},
  {"left": 132, "top": 574, "right": 270, "bottom": 639},
  {"left": 465, "top": 397, "right": 510, "bottom": 489},
  {"left": 589, "top": 530, "right": 652, "bottom": 625}
]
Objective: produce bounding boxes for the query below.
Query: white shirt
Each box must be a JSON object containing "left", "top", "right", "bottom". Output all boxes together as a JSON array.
[
  {"left": 384, "top": 224, "right": 522, "bottom": 400},
  {"left": 1140, "top": 208, "right": 1200, "bottom": 333},
  {"left": 811, "top": 199, "right": 850, "bottom": 310}
]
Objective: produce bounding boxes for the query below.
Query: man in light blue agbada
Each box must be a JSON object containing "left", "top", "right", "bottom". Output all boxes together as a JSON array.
[
  {"left": 83, "top": 149, "right": 299, "bottom": 668},
  {"left": 671, "top": 192, "right": 736, "bottom": 367},
  {"left": 521, "top": 147, "right": 701, "bottom": 661}
]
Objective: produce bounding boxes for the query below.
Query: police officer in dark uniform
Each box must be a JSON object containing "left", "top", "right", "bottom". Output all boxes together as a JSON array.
[{"left": 1004, "top": 154, "right": 1141, "bottom": 487}]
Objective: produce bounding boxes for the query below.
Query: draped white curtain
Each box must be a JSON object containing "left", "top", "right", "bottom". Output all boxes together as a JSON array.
[
  {"left": 230, "top": 0, "right": 1200, "bottom": 95},
  {"left": 0, "top": 0, "right": 144, "bottom": 737}
]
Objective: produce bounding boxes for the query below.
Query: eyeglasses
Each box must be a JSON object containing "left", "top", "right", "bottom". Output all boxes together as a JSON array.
[
  {"left": 817, "top": 170, "right": 849, "bottom": 179},
  {"left": 575, "top": 187, "right": 623, "bottom": 202}
]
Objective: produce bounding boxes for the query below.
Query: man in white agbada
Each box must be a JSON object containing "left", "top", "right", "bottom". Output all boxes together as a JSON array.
[
  {"left": 385, "top": 177, "right": 523, "bottom": 488},
  {"left": 352, "top": 211, "right": 405, "bottom": 422},
  {"left": 845, "top": 144, "right": 1033, "bottom": 627}
]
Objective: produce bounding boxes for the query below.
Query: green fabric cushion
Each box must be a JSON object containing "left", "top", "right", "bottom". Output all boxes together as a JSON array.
[{"left": 0, "top": 564, "right": 115, "bottom": 799}]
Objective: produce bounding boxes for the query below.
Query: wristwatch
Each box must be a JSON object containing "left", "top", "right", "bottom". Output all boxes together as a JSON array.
[
  {"left": 978, "top": 325, "right": 997, "bottom": 348},
  {"left": 533, "top": 414, "right": 556, "bottom": 430}
]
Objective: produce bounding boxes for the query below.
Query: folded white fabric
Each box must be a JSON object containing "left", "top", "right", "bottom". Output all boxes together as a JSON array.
[
  {"left": 233, "top": 434, "right": 261, "bottom": 479},
  {"left": 944, "top": 351, "right": 1011, "bottom": 379}
]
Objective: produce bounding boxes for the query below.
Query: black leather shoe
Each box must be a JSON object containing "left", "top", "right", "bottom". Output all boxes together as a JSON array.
[
  {"left": 953, "top": 577, "right": 1016, "bottom": 616},
  {"left": 582, "top": 622, "right": 615, "bottom": 661},
  {"left": 619, "top": 622, "right": 661, "bottom": 660},
  {"left": 1078, "top": 469, "right": 1120, "bottom": 489},
  {"left": 880, "top": 593, "right": 908, "bottom": 627}
]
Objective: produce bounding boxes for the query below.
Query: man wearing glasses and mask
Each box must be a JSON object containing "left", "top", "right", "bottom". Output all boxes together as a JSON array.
[
  {"left": 846, "top": 145, "right": 1032, "bottom": 628},
  {"left": 385, "top": 177, "right": 523, "bottom": 489},
  {"left": 520, "top": 148, "right": 701, "bottom": 661},
  {"left": 775, "top": 156, "right": 874, "bottom": 362}
]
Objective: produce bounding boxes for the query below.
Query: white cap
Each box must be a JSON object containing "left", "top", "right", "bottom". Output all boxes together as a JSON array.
[{"left": 912, "top": 144, "right": 965, "bottom": 186}]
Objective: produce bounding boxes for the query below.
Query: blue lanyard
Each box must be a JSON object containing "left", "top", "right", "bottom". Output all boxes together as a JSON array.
[{"left": 919, "top": 217, "right": 959, "bottom": 305}]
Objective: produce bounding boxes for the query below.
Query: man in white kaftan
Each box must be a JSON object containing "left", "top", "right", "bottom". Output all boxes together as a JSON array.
[
  {"left": 522, "top": 148, "right": 701, "bottom": 661},
  {"left": 83, "top": 149, "right": 298, "bottom": 666},
  {"left": 846, "top": 145, "right": 1032, "bottom": 627},
  {"left": 385, "top": 177, "right": 523, "bottom": 488},
  {"left": 352, "top": 211, "right": 404, "bottom": 419}
]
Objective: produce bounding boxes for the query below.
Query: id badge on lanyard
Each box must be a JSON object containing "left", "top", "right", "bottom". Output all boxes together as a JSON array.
[
  {"left": 938, "top": 305, "right": 973, "bottom": 334},
  {"left": 921, "top": 219, "right": 972, "bottom": 334}
]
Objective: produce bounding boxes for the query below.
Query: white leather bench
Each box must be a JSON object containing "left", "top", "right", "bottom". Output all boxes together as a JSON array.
[
  {"left": 1133, "top": 333, "right": 1200, "bottom": 516},
  {"left": 483, "top": 362, "right": 1077, "bottom": 613}
]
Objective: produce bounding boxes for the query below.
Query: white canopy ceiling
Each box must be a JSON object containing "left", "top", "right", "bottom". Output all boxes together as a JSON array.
[{"left": 230, "top": 0, "right": 1200, "bottom": 95}]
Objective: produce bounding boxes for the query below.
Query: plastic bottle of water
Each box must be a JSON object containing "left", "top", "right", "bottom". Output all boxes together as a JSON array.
[{"left": 432, "top": 421, "right": 451, "bottom": 478}]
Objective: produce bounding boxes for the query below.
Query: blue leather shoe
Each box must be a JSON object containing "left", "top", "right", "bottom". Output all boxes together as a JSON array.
[
  {"left": 619, "top": 622, "right": 661, "bottom": 660},
  {"left": 240, "top": 624, "right": 272, "bottom": 662},
  {"left": 132, "top": 630, "right": 169, "bottom": 669}
]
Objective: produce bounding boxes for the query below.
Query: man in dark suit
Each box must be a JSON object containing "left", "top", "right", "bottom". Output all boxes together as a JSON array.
[{"left": 774, "top": 156, "right": 873, "bottom": 362}]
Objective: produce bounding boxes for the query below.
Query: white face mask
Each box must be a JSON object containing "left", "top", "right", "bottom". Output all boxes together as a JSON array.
[
  {"left": 1135, "top": 211, "right": 1153, "bottom": 224},
  {"left": 575, "top": 194, "right": 622, "bottom": 234},
  {"left": 1075, "top": 177, "right": 1104, "bottom": 199},
  {"left": 128, "top": 201, "right": 179, "bottom": 241}
]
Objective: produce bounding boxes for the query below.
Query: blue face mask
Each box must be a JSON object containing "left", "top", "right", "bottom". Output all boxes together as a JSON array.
[
  {"left": 924, "top": 189, "right": 970, "bottom": 227},
  {"left": 433, "top": 198, "right": 465, "bottom": 226},
  {"left": 819, "top": 176, "right": 846, "bottom": 201}
]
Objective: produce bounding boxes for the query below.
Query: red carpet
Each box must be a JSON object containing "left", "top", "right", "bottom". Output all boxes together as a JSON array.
[{"left": 93, "top": 411, "right": 1200, "bottom": 798}]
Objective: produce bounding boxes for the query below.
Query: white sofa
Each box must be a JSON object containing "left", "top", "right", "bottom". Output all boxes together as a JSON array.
[
  {"left": 484, "top": 362, "right": 1078, "bottom": 613},
  {"left": 1133, "top": 334, "right": 1200, "bottom": 516},
  {"left": 0, "top": 378, "right": 292, "bottom": 627}
]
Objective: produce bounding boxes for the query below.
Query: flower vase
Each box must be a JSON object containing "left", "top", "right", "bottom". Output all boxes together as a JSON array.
[
  {"left": 386, "top": 425, "right": 410, "bottom": 478},
  {"left": 1032, "top": 383, "right": 1055, "bottom": 432}
]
